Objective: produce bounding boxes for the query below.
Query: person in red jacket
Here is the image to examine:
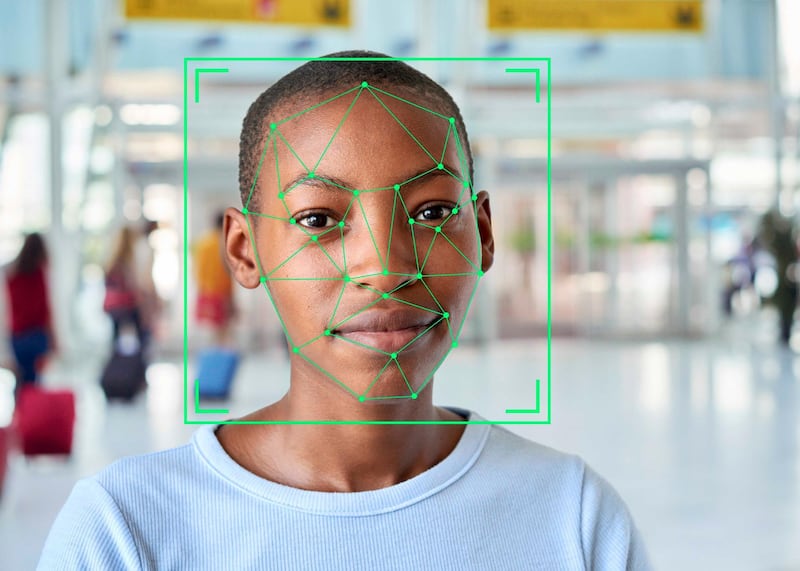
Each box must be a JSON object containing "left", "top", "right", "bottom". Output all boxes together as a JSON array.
[{"left": 3, "top": 232, "right": 57, "bottom": 387}]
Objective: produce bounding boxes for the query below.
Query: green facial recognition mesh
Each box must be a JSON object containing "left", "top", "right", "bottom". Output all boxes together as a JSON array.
[{"left": 240, "top": 82, "right": 484, "bottom": 402}]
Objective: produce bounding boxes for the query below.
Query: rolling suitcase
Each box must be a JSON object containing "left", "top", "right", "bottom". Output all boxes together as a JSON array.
[
  {"left": 100, "top": 349, "right": 147, "bottom": 401},
  {"left": 196, "top": 348, "right": 239, "bottom": 399},
  {"left": 14, "top": 385, "right": 75, "bottom": 456}
]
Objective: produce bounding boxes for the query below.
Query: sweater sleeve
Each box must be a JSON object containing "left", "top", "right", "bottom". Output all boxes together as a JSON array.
[
  {"left": 580, "top": 465, "right": 653, "bottom": 570},
  {"left": 38, "top": 478, "right": 142, "bottom": 571}
]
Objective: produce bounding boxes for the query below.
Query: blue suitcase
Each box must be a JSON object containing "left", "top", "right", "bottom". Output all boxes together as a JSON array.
[{"left": 196, "top": 348, "right": 239, "bottom": 399}]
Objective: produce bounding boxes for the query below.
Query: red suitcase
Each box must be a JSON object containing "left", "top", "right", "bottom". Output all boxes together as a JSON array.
[{"left": 13, "top": 385, "right": 75, "bottom": 456}]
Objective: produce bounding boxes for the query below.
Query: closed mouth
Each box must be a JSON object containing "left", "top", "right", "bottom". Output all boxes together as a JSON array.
[
  {"left": 331, "top": 310, "right": 437, "bottom": 335},
  {"left": 330, "top": 310, "right": 440, "bottom": 352}
]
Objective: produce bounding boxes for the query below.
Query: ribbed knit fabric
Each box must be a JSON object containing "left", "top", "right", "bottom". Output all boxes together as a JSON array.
[{"left": 38, "top": 409, "right": 651, "bottom": 570}]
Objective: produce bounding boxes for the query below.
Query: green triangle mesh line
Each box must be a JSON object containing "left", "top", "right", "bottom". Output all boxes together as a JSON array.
[{"left": 241, "top": 82, "right": 484, "bottom": 403}]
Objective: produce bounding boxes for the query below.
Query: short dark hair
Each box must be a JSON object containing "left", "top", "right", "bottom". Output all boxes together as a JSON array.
[
  {"left": 238, "top": 50, "right": 473, "bottom": 210},
  {"left": 12, "top": 232, "right": 48, "bottom": 275}
]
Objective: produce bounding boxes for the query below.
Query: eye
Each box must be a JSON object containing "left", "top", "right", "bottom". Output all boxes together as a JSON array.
[
  {"left": 415, "top": 204, "right": 455, "bottom": 223},
  {"left": 296, "top": 212, "right": 338, "bottom": 229}
]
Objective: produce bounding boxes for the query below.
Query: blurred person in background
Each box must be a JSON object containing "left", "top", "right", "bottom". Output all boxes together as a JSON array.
[
  {"left": 2, "top": 232, "right": 57, "bottom": 389},
  {"left": 133, "top": 219, "right": 161, "bottom": 352},
  {"left": 103, "top": 226, "right": 149, "bottom": 353},
  {"left": 758, "top": 209, "right": 799, "bottom": 344},
  {"left": 192, "top": 211, "right": 236, "bottom": 346},
  {"left": 722, "top": 231, "right": 760, "bottom": 316}
]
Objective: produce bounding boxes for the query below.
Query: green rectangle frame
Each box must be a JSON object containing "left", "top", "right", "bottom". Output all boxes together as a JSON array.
[{"left": 182, "top": 57, "right": 552, "bottom": 425}]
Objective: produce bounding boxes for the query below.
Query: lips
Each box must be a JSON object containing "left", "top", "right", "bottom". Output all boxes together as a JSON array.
[{"left": 331, "top": 309, "right": 439, "bottom": 353}]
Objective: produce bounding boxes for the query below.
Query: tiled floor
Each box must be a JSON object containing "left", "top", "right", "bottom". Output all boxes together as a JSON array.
[{"left": 1, "top": 317, "right": 799, "bottom": 570}]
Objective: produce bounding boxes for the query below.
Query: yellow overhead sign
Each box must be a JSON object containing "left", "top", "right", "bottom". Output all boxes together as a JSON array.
[
  {"left": 125, "top": 0, "right": 350, "bottom": 27},
  {"left": 488, "top": 0, "right": 704, "bottom": 33}
]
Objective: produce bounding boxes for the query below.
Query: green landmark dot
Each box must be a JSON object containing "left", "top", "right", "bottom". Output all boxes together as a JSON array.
[
  {"left": 344, "top": 275, "right": 351, "bottom": 282},
  {"left": 359, "top": 395, "right": 366, "bottom": 402},
  {"left": 382, "top": 293, "right": 390, "bottom": 299},
  {"left": 308, "top": 172, "right": 315, "bottom": 179},
  {"left": 478, "top": 270, "right": 485, "bottom": 277},
  {"left": 393, "top": 184, "right": 400, "bottom": 191},
  {"left": 353, "top": 190, "right": 360, "bottom": 196},
  {"left": 324, "top": 329, "right": 331, "bottom": 336},
  {"left": 382, "top": 269, "right": 389, "bottom": 275},
  {"left": 361, "top": 81, "right": 368, "bottom": 88},
  {"left": 435, "top": 226, "right": 441, "bottom": 233},
  {"left": 437, "top": 163, "right": 444, "bottom": 170},
  {"left": 269, "top": 122, "right": 276, "bottom": 130},
  {"left": 260, "top": 276, "right": 267, "bottom": 284},
  {"left": 242, "top": 207, "right": 249, "bottom": 215},
  {"left": 463, "top": 181, "right": 469, "bottom": 188},
  {"left": 408, "top": 218, "right": 415, "bottom": 225},
  {"left": 452, "top": 207, "right": 459, "bottom": 214},
  {"left": 411, "top": 393, "right": 418, "bottom": 399},
  {"left": 390, "top": 353, "right": 397, "bottom": 360},
  {"left": 289, "top": 218, "right": 296, "bottom": 224},
  {"left": 292, "top": 347, "right": 300, "bottom": 354},
  {"left": 449, "top": 117, "right": 455, "bottom": 124},
  {"left": 452, "top": 341, "right": 458, "bottom": 348},
  {"left": 338, "top": 221, "right": 345, "bottom": 228},
  {"left": 416, "top": 273, "right": 423, "bottom": 280},
  {"left": 277, "top": 192, "right": 285, "bottom": 199},
  {"left": 443, "top": 312, "right": 449, "bottom": 319},
  {"left": 311, "top": 235, "right": 318, "bottom": 242}
]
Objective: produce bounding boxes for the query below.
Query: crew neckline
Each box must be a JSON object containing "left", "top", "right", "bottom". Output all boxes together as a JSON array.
[{"left": 192, "top": 408, "right": 491, "bottom": 516}]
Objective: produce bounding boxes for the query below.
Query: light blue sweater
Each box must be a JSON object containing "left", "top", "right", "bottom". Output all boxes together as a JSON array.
[{"left": 39, "top": 409, "right": 651, "bottom": 570}]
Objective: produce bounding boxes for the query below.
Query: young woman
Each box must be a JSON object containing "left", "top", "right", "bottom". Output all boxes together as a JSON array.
[
  {"left": 103, "top": 226, "right": 149, "bottom": 352},
  {"left": 4, "top": 232, "right": 56, "bottom": 388},
  {"left": 40, "top": 52, "right": 651, "bottom": 570}
]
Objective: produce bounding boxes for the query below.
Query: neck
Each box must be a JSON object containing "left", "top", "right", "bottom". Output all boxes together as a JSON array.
[{"left": 217, "top": 385, "right": 465, "bottom": 493}]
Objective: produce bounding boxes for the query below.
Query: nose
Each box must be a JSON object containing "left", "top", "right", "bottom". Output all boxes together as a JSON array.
[{"left": 346, "top": 198, "right": 418, "bottom": 294}]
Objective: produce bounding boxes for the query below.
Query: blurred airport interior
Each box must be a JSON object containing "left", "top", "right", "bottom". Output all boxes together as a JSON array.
[{"left": 0, "top": 0, "right": 799, "bottom": 569}]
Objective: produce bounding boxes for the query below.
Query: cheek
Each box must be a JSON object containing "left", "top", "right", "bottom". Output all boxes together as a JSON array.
[
  {"left": 257, "top": 233, "right": 345, "bottom": 280},
  {"left": 265, "top": 278, "right": 336, "bottom": 338},
  {"left": 419, "top": 217, "right": 481, "bottom": 273}
]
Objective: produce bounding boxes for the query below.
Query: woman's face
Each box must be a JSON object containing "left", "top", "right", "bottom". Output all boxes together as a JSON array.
[{"left": 237, "top": 86, "right": 493, "bottom": 401}]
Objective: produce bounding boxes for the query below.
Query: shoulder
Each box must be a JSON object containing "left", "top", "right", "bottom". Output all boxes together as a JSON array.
[
  {"left": 477, "top": 426, "right": 653, "bottom": 569},
  {"left": 94, "top": 442, "right": 201, "bottom": 502},
  {"left": 38, "top": 477, "right": 143, "bottom": 570},
  {"left": 578, "top": 464, "right": 653, "bottom": 569},
  {"left": 58, "top": 442, "right": 202, "bottom": 527},
  {"left": 39, "top": 442, "right": 206, "bottom": 569},
  {"left": 481, "top": 425, "right": 586, "bottom": 484}
]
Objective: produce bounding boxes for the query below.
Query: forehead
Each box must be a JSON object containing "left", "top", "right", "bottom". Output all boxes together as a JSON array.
[{"left": 255, "top": 86, "right": 466, "bottom": 196}]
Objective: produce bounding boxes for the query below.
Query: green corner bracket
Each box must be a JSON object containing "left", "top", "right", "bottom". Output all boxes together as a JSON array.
[
  {"left": 194, "top": 67, "right": 229, "bottom": 103},
  {"left": 503, "top": 63, "right": 545, "bottom": 418},
  {"left": 505, "top": 67, "right": 541, "bottom": 103},
  {"left": 506, "top": 379, "right": 541, "bottom": 415},
  {"left": 194, "top": 379, "right": 229, "bottom": 415},
  {"left": 183, "top": 57, "right": 552, "bottom": 425}
]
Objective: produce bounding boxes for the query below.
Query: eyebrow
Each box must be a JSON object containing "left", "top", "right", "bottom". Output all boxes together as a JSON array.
[{"left": 281, "top": 163, "right": 463, "bottom": 195}]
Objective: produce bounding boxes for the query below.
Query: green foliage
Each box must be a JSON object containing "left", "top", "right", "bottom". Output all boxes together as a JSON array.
[{"left": 508, "top": 225, "right": 536, "bottom": 254}]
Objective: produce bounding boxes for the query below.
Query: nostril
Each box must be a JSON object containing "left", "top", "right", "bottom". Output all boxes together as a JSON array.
[{"left": 351, "top": 270, "right": 418, "bottom": 295}]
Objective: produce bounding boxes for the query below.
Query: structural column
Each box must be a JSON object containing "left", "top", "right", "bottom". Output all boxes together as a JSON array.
[{"left": 45, "top": 0, "right": 71, "bottom": 354}]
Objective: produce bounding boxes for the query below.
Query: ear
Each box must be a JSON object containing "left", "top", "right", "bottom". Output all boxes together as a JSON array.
[
  {"left": 474, "top": 190, "right": 494, "bottom": 273},
  {"left": 223, "top": 207, "right": 261, "bottom": 289}
]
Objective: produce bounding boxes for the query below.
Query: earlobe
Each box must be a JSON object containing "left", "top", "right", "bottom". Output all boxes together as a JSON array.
[
  {"left": 223, "top": 207, "right": 261, "bottom": 289},
  {"left": 474, "top": 191, "right": 494, "bottom": 273}
]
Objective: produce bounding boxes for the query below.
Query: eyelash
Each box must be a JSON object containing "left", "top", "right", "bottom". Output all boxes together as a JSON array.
[
  {"left": 414, "top": 203, "right": 457, "bottom": 223},
  {"left": 295, "top": 211, "right": 337, "bottom": 229},
  {"left": 293, "top": 203, "right": 460, "bottom": 230}
]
